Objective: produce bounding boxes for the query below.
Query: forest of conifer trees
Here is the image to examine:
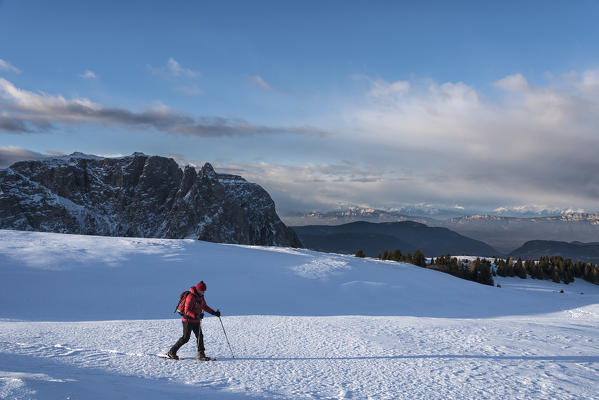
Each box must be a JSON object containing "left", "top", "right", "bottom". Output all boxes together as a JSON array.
[
  {"left": 363, "top": 248, "right": 494, "bottom": 286},
  {"left": 355, "top": 248, "right": 599, "bottom": 287},
  {"left": 495, "top": 256, "right": 599, "bottom": 285}
]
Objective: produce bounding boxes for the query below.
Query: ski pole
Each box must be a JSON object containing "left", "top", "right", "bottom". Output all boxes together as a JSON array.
[{"left": 218, "top": 316, "right": 235, "bottom": 359}]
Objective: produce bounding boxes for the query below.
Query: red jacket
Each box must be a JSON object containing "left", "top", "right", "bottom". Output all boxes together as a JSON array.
[{"left": 181, "top": 286, "right": 216, "bottom": 323}]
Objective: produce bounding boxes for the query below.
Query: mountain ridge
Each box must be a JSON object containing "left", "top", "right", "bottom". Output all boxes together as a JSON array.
[
  {"left": 0, "top": 152, "right": 302, "bottom": 247},
  {"left": 510, "top": 240, "right": 599, "bottom": 264},
  {"left": 292, "top": 220, "right": 500, "bottom": 257},
  {"left": 284, "top": 207, "right": 599, "bottom": 252}
]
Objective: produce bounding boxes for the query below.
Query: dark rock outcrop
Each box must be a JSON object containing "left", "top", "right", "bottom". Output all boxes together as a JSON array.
[{"left": 0, "top": 152, "right": 302, "bottom": 247}]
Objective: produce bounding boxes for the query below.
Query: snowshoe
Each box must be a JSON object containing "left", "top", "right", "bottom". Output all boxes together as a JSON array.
[{"left": 196, "top": 353, "right": 216, "bottom": 361}]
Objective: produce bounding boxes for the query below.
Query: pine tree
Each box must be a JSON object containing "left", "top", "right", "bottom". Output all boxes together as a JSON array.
[
  {"left": 474, "top": 258, "right": 494, "bottom": 286},
  {"left": 514, "top": 258, "right": 527, "bottom": 279},
  {"left": 574, "top": 261, "right": 584, "bottom": 278},
  {"left": 552, "top": 267, "right": 561, "bottom": 283},
  {"left": 591, "top": 265, "right": 599, "bottom": 284},
  {"left": 505, "top": 259, "right": 515, "bottom": 277},
  {"left": 540, "top": 256, "right": 551, "bottom": 279},
  {"left": 413, "top": 250, "right": 426, "bottom": 267},
  {"left": 355, "top": 249, "right": 365, "bottom": 258},
  {"left": 496, "top": 259, "right": 506, "bottom": 277}
]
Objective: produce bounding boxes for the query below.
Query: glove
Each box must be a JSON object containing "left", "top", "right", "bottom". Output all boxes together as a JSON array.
[
  {"left": 199, "top": 313, "right": 204, "bottom": 320},
  {"left": 213, "top": 309, "right": 221, "bottom": 317}
]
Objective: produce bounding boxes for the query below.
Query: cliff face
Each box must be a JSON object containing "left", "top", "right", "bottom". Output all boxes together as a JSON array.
[{"left": 0, "top": 152, "right": 302, "bottom": 247}]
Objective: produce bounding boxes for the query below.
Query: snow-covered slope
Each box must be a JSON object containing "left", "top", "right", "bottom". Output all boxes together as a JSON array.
[{"left": 1, "top": 230, "right": 598, "bottom": 399}]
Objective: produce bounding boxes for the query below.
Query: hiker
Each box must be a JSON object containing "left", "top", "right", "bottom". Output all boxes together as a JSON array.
[{"left": 167, "top": 281, "right": 221, "bottom": 360}]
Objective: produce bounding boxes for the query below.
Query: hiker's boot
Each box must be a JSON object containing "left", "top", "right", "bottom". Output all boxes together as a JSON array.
[
  {"left": 167, "top": 349, "right": 179, "bottom": 360},
  {"left": 196, "top": 351, "right": 211, "bottom": 361}
]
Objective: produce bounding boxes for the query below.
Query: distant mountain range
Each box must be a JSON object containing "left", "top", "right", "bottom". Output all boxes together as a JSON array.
[
  {"left": 442, "top": 214, "right": 599, "bottom": 253},
  {"left": 0, "top": 152, "right": 302, "bottom": 247},
  {"left": 284, "top": 208, "right": 599, "bottom": 252},
  {"left": 510, "top": 240, "right": 599, "bottom": 264},
  {"left": 282, "top": 206, "right": 592, "bottom": 225},
  {"left": 292, "top": 221, "right": 499, "bottom": 257},
  {"left": 282, "top": 208, "right": 445, "bottom": 226}
]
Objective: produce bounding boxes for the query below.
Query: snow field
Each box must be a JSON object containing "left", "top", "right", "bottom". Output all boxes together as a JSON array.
[
  {"left": 1, "top": 313, "right": 598, "bottom": 399},
  {"left": 1, "top": 230, "right": 598, "bottom": 399}
]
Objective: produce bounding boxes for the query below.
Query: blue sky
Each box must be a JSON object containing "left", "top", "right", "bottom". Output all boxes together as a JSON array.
[{"left": 1, "top": 1, "right": 599, "bottom": 215}]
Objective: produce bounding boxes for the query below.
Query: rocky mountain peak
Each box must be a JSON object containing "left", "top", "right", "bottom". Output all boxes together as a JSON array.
[
  {"left": 0, "top": 153, "right": 302, "bottom": 247},
  {"left": 199, "top": 162, "right": 217, "bottom": 180}
]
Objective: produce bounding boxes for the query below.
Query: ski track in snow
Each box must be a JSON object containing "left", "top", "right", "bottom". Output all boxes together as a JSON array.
[{"left": 1, "top": 315, "right": 598, "bottom": 399}]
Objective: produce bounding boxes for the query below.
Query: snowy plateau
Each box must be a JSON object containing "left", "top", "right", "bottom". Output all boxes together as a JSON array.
[{"left": 0, "top": 230, "right": 598, "bottom": 399}]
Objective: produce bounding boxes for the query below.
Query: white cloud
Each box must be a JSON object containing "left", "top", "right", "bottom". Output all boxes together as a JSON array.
[
  {"left": 79, "top": 70, "right": 97, "bottom": 79},
  {"left": 148, "top": 58, "right": 201, "bottom": 79},
  {"left": 367, "top": 79, "right": 410, "bottom": 98},
  {"left": 166, "top": 57, "right": 200, "bottom": 78},
  {"left": 250, "top": 75, "right": 273, "bottom": 90},
  {"left": 0, "top": 146, "right": 57, "bottom": 168},
  {"left": 0, "top": 58, "right": 20, "bottom": 74},
  {"left": 169, "top": 152, "right": 199, "bottom": 168},
  {"left": 494, "top": 73, "right": 529, "bottom": 91},
  {"left": 579, "top": 70, "right": 599, "bottom": 93}
]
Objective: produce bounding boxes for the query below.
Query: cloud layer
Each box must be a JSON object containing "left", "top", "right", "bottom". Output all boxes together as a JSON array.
[
  {"left": 204, "top": 71, "right": 599, "bottom": 214},
  {"left": 339, "top": 71, "right": 599, "bottom": 210},
  {"left": 2, "top": 69, "right": 599, "bottom": 214},
  {"left": 0, "top": 78, "right": 324, "bottom": 137}
]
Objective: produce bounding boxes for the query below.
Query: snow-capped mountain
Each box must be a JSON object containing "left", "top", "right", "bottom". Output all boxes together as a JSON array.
[
  {"left": 0, "top": 152, "right": 302, "bottom": 247},
  {"left": 282, "top": 207, "right": 438, "bottom": 226},
  {"left": 444, "top": 214, "right": 599, "bottom": 252},
  {"left": 491, "top": 205, "right": 589, "bottom": 218}
]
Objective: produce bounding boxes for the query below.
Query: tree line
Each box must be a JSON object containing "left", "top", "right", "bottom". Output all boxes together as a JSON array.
[
  {"left": 375, "top": 248, "right": 427, "bottom": 267},
  {"left": 495, "top": 256, "right": 599, "bottom": 285},
  {"left": 355, "top": 248, "right": 494, "bottom": 286},
  {"left": 431, "top": 255, "right": 494, "bottom": 286},
  {"left": 355, "top": 248, "right": 599, "bottom": 287}
]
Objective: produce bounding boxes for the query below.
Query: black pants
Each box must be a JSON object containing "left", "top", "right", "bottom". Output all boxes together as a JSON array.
[{"left": 170, "top": 321, "right": 205, "bottom": 354}]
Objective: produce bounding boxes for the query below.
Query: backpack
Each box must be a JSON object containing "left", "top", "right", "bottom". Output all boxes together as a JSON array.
[{"left": 174, "top": 291, "right": 191, "bottom": 316}]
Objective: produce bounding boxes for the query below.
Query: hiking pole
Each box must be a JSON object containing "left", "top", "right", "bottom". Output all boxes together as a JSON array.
[{"left": 218, "top": 316, "right": 235, "bottom": 359}]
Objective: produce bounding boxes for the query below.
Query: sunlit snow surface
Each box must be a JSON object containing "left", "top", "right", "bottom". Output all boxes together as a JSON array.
[{"left": 0, "top": 230, "right": 598, "bottom": 399}]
